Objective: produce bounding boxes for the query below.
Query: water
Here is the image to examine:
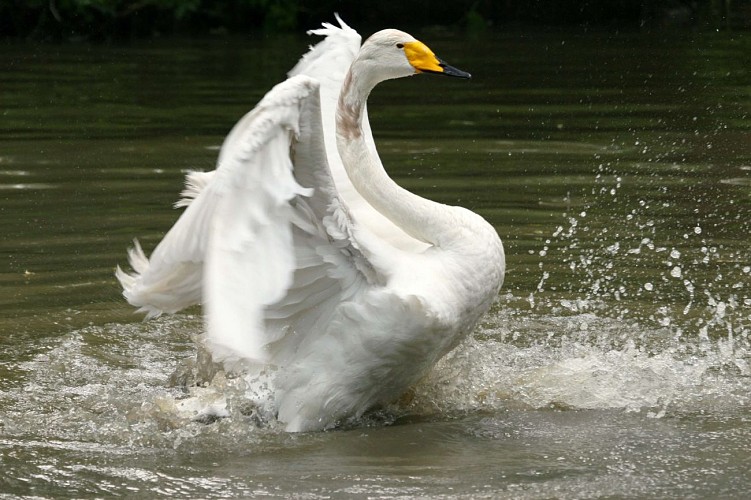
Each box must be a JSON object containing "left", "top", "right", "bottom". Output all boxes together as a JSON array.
[{"left": 1, "top": 28, "right": 750, "bottom": 497}]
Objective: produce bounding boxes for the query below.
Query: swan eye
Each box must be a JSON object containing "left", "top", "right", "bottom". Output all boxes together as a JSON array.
[{"left": 396, "top": 43, "right": 404, "bottom": 49}]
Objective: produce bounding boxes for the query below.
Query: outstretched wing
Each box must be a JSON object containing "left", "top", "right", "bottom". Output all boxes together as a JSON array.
[
  {"left": 206, "top": 74, "right": 388, "bottom": 369},
  {"left": 288, "top": 14, "right": 361, "bottom": 207},
  {"left": 203, "top": 71, "right": 379, "bottom": 361},
  {"left": 118, "top": 74, "right": 383, "bottom": 369},
  {"left": 116, "top": 17, "right": 363, "bottom": 320},
  {"left": 200, "top": 76, "right": 317, "bottom": 366},
  {"left": 289, "top": 14, "right": 361, "bottom": 104}
]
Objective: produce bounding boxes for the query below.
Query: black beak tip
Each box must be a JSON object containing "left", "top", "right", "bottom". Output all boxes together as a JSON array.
[{"left": 438, "top": 60, "right": 471, "bottom": 79}]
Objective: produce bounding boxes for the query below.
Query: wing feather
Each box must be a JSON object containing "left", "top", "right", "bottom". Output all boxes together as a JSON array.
[
  {"left": 117, "top": 20, "right": 388, "bottom": 378},
  {"left": 204, "top": 73, "right": 384, "bottom": 369},
  {"left": 115, "top": 171, "right": 219, "bottom": 318},
  {"left": 202, "top": 77, "right": 319, "bottom": 366},
  {"left": 117, "top": 19, "right": 363, "bottom": 319}
]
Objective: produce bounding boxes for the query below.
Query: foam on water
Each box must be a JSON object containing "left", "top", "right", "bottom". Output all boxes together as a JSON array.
[{"left": 2, "top": 294, "right": 748, "bottom": 454}]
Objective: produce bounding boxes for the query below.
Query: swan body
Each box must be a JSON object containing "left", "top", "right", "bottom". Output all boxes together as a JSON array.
[{"left": 117, "top": 16, "right": 505, "bottom": 432}]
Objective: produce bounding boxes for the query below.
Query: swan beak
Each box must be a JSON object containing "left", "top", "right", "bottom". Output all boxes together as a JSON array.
[
  {"left": 436, "top": 59, "right": 472, "bottom": 79},
  {"left": 404, "top": 41, "right": 471, "bottom": 79}
]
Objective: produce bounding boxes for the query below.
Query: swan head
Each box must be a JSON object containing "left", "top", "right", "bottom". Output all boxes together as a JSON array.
[{"left": 357, "top": 29, "right": 471, "bottom": 84}]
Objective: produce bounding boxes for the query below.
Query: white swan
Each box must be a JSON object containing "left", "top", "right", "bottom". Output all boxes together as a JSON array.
[{"left": 117, "top": 16, "right": 505, "bottom": 432}]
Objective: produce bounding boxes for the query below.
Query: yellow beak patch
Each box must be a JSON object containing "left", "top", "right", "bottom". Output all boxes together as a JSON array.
[{"left": 403, "top": 40, "right": 443, "bottom": 73}]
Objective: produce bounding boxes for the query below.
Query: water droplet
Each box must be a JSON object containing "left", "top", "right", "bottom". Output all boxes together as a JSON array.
[
  {"left": 644, "top": 282, "right": 654, "bottom": 291},
  {"left": 670, "top": 249, "right": 681, "bottom": 259},
  {"left": 670, "top": 266, "right": 682, "bottom": 278},
  {"left": 716, "top": 302, "right": 726, "bottom": 318}
]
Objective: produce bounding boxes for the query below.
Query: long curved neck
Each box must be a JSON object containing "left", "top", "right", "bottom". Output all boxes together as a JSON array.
[{"left": 335, "top": 63, "right": 457, "bottom": 248}]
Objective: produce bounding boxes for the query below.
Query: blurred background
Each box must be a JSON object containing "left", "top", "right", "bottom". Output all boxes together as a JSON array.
[{"left": 2, "top": 0, "right": 751, "bottom": 41}]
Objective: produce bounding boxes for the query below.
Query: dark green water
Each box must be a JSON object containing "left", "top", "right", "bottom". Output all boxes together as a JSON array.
[{"left": 1, "top": 27, "right": 750, "bottom": 498}]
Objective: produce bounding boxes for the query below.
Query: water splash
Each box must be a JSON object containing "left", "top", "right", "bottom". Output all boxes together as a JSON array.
[
  {"left": 3, "top": 303, "right": 748, "bottom": 451},
  {"left": 409, "top": 302, "right": 750, "bottom": 420},
  {"left": 531, "top": 159, "right": 750, "bottom": 347}
]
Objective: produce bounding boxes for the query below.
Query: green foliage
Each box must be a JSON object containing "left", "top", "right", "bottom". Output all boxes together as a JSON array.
[
  {"left": 0, "top": 0, "right": 295, "bottom": 40},
  {"left": 1, "top": 1, "right": 749, "bottom": 41},
  {"left": 465, "top": 3, "right": 487, "bottom": 39}
]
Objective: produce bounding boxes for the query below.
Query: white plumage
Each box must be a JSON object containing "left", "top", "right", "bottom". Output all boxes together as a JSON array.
[{"left": 117, "top": 16, "right": 505, "bottom": 432}]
